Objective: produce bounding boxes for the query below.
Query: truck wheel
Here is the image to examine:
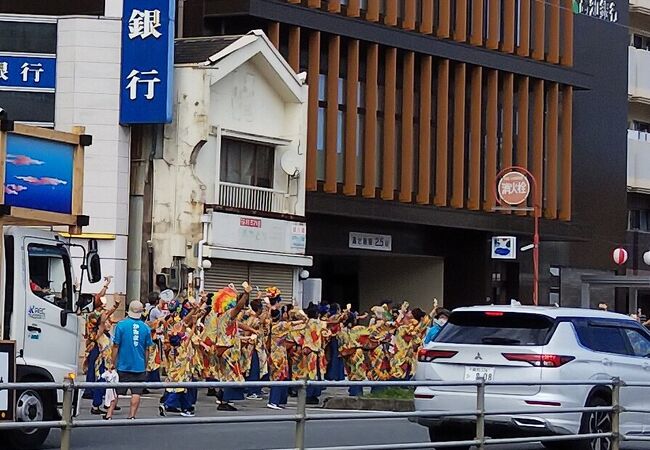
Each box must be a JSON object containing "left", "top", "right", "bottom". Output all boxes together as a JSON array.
[
  {"left": 428, "top": 427, "right": 471, "bottom": 450},
  {"left": 8, "top": 389, "right": 51, "bottom": 449}
]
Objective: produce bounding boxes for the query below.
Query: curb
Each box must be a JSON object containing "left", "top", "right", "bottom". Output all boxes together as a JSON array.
[{"left": 322, "top": 396, "right": 415, "bottom": 412}]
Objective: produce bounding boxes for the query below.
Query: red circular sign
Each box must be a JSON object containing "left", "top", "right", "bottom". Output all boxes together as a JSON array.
[{"left": 497, "top": 171, "right": 531, "bottom": 206}]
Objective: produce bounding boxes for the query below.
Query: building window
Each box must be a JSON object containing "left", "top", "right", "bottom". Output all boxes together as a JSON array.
[
  {"left": 632, "top": 33, "right": 650, "bottom": 51},
  {"left": 628, "top": 209, "right": 650, "bottom": 232},
  {"left": 220, "top": 138, "right": 274, "bottom": 188},
  {"left": 632, "top": 120, "right": 650, "bottom": 133}
]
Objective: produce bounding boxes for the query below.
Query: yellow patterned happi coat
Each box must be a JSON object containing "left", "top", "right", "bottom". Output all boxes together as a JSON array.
[
  {"left": 366, "top": 321, "right": 394, "bottom": 381},
  {"left": 291, "top": 319, "right": 328, "bottom": 381},
  {"left": 213, "top": 312, "right": 244, "bottom": 383},
  {"left": 165, "top": 338, "right": 193, "bottom": 393},
  {"left": 268, "top": 321, "right": 292, "bottom": 381},
  {"left": 338, "top": 326, "right": 370, "bottom": 381},
  {"left": 390, "top": 316, "right": 431, "bottom": 379}
]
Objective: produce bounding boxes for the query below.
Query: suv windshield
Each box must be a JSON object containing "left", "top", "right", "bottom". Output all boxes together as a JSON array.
[{"left": 435, "top": 311, "right": 555, "bottom": 346}]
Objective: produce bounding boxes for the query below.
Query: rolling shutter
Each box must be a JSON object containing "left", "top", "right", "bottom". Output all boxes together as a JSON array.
[
  {"left": 249, "top": 263, "right": 295, "bottom": 302},
  {"left": 204, "top": 259, "right": 249, "bottom": 292},
  {"left": 204, "top": 259, "right": 295, "bottom": 300}
]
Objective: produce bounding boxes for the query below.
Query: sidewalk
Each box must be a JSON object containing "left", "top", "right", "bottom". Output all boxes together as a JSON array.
[{"left": 78, "top": 386, "right": 356, "bottom": 420}]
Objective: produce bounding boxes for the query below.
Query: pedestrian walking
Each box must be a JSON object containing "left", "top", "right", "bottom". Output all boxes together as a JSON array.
[{"left": 104, "top": 300, "right": 152, "bottom": 420}]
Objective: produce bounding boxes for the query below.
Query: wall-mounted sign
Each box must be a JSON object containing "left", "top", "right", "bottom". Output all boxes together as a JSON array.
[
  {"left": 492, "top": 236, "right": 517, "bottom": 260},
  {"left": 573, "top": 0, "right": 618, "bottom": 23},
  {"left": 4, "top": 134, "right": 75, "bottom": 214},
  {"left": 208, "top": 212, "right": 307, "bottom": 255},
  {"left": 349, "top": 232, "right": 392, "bottom": 252},
  {"left": 120, "top": 0, "right": 175, "bottom": 124},
  {"left": 0, "top": 19, "right": 57, "bottom": 125},
  {"left": 0, "top": 55, "right": 56, "bottom": 91},
  {"left": 497, "top": 171, "right": 530, "bottom": 206}
]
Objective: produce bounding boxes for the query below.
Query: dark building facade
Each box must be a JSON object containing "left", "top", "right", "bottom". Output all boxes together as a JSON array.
[{"left": 181, "top": 0, "right": 629, "bottom": 311}]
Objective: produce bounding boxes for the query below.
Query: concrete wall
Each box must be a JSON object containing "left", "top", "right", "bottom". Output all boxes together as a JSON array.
[
  {"left": 358, "top": 256, "right": 444, "bottom": 314},
  {"left": 55, "top": 16, "right": 130, "bottom": 299}
]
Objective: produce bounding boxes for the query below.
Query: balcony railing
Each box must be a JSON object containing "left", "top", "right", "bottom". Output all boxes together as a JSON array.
[
  {"left": 217, "top": 181, "right": 294, "bottom": 214},
  {"left": 628, "top": 129, "right": 650, "bottom": 142}
]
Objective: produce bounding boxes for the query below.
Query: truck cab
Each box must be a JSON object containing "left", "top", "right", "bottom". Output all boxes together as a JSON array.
[{"left": 1, "top": 226, "right": 100, "bottom": 448}]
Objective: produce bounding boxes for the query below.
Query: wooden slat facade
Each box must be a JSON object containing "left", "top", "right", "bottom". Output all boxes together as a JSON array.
[
  {"left": 545, "top": 83, "right": 559, "bottom": 218},
  {"left": 279, "top": 14, "right": 574, "bottom": 220},
  {"left": 382, "top": 47, "right": 397, "bottom": 200},
  {"left": 560, "top": 86, "right": 573, "bottom": 220},
  {"left": 561, "top": 0, "right": 574, "bottom": 66},
  {"left": 532, "top": 0, "right": 545, "bottom": 61},
  {"left": 451, "top": 62, "right": 466, "bottom": 209},
  {"left": 385, "top": 0, "right": 398, "bottom": 26},
  {"left": 434, "top": 59, "right": 450, "bottom": 206},
  {"left": 306, "top": 30, "right": 320, "bottom": 192},
  {"left": 400, "top": 51, "right": 415, "bottom": 203},
  {"left": 468, "top": 66, "right": 483, "bottom": 210},
  {"left": 363, "top": 44, "right": 379, "bottom": 198},
  {"left": 343, "top": 39, "right": 359, "bottom": 196},
  {"left": 403, "top": 0, "right": 416, "bottom": 31},
  {"left": 417, "top": 56, "right": 433, "bottom": 204},
  {"left": 484, "top": 69, "right": 498, "bottom": 211},
  {"left": 324, "top": 35, "right": 340, "bottom": 193}
]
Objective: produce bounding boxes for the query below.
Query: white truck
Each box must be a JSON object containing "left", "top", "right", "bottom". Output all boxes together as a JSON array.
[
  {"left": 1, "top": 227, "right": 101, "bottom": 448},
  {"left": 0, "top": 121, "right": 99, "bottom": 448}
]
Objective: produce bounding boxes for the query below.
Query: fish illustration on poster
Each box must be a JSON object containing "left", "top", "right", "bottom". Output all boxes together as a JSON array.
[{"left": 3, "top": 134, "right": 74, "bottom": 214}]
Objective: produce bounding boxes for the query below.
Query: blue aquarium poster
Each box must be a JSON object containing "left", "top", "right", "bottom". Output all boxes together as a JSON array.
[{"left": 4, "top": 134, "right": 74, "bottom": 214}]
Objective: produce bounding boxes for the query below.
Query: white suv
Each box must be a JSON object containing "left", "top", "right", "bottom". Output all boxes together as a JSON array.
[{"left": 414, "top": 306, "right": 650, "bottom": 450}]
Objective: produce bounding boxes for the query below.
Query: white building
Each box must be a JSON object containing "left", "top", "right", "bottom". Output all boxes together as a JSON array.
[{"left": 150, "top": 31, "right": 311, "bottom": 301}]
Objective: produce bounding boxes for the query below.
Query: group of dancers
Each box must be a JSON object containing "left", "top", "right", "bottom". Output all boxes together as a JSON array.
[{"left": 83, "top": 277, "right": 445, "bottom": 415}]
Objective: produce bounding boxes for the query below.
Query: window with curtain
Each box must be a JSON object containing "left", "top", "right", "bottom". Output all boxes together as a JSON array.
[{"left": 220, "top": 137, "right": 275, "bottom": 188}]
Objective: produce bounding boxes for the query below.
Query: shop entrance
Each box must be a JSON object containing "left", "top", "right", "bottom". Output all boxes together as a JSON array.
[{"left": 311, "top": 254, "right": 444, "bottom": 313}]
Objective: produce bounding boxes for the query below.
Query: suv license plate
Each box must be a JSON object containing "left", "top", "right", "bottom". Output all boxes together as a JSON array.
[{"left": 464, "top": 366, "right": 495, "bottom": 382}]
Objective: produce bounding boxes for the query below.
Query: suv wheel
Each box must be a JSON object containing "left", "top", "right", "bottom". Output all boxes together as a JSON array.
[
  {"left": 428, "top": 428, "right": 471, "bottom": 450},
  {"left": 578, "top": 396, "right": 612, "bottom": 450}
]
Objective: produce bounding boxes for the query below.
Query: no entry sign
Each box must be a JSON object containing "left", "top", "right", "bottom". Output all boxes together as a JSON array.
[{"left": 497, "top": 171, "right": 531, "bottom": 206}]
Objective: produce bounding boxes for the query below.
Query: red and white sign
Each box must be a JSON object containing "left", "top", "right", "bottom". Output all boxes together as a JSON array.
[
  {"left": 497, "top": 171, "right": 531, "bottom": 206},
  {"left": 613, "top": 247, "right": 628, "bottom": 265},
  {"left": 240, "top": 217, "right": 261, "bottom": 228}
]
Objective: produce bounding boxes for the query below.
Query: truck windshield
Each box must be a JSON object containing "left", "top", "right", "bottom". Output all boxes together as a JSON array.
[{"left": 28, "top": 244, "right": 72, "bottom": 310}]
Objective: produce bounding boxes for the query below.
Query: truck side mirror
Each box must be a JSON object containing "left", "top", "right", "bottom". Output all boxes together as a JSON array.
[
  {"left": 87, "top": 252, "right": 102, "bottom": 284},
  {"left": 76, "top": 293, "right": 95, "bottom": 313}
]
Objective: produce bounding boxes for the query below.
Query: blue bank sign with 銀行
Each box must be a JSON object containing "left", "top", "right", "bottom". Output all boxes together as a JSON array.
[
  {"left": 0, "top": 55, "right": 56, "bottom": 90},
  {"left": 120, "top": 0, "right": 175, "bottom": 124}
]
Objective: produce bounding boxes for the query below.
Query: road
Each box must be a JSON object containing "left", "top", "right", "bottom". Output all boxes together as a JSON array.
[{"left": 29, "top": 392, "right": 646, "bottom": 450}]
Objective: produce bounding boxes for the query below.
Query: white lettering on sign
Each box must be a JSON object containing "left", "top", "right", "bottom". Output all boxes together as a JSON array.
[
  {"left": 349, "top": 232, "right": 392, "bottom": 252},
  {"left": 128, "top": 9, "right": 162, "bottom": 39},
  {"left": 240, "top": 217, "right": 262, "bottom": 228},
  {"left": 126, "top": 69, "right": 160, "bottom": 100},
  {"left": 0, "top": 62, "right": 8, "bottom": 81},
  {"left": 575, "top": 0, "right": 618, "bottom": 23},
  {"left": 20, "top": 62, "right": 44, "bottom": 83}
]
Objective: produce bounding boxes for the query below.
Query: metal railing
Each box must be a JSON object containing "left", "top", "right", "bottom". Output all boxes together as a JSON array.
[
  {"left": 2, "top": 378, "right": 650, "bottom": 450},
  {"left": 217, "top": 181, "right": 294, "bottom": 214}
]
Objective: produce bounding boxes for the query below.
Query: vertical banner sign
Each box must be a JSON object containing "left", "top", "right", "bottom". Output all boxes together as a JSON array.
[{"left": 120, "top": 0, "right": 175, "bottom": 124}]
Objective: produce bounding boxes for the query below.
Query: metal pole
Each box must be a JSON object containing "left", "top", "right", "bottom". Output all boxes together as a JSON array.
[
  {"left": 60, "top": 376, "right": 74, "bottom": 450},
  {"left": 475, "top": 379, "right": 486, "bottom": 450},
  {"left": 295, "top": 381, "right": 307, "bottom": 450},
  {"left": 611, "top": 378, "right": 621, "bottom": 450}
]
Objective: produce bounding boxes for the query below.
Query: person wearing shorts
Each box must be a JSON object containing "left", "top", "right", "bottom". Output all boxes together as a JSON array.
[{"left": 104, "top": 300, "right": 152, "bottom": 420}]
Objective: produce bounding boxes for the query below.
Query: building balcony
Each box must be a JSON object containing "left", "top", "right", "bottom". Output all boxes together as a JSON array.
[
  {"left": 628, "top": 130, "right": 650, "bottom": 193},
  {"left": 629, "top": 46, "right": 650, "bottom": 103},
  {"left": 216, "top": 181, "right": 296, "bottom": 215},
  {"left": 631, "top": 0, "right": 650, "bottom": 15}
]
